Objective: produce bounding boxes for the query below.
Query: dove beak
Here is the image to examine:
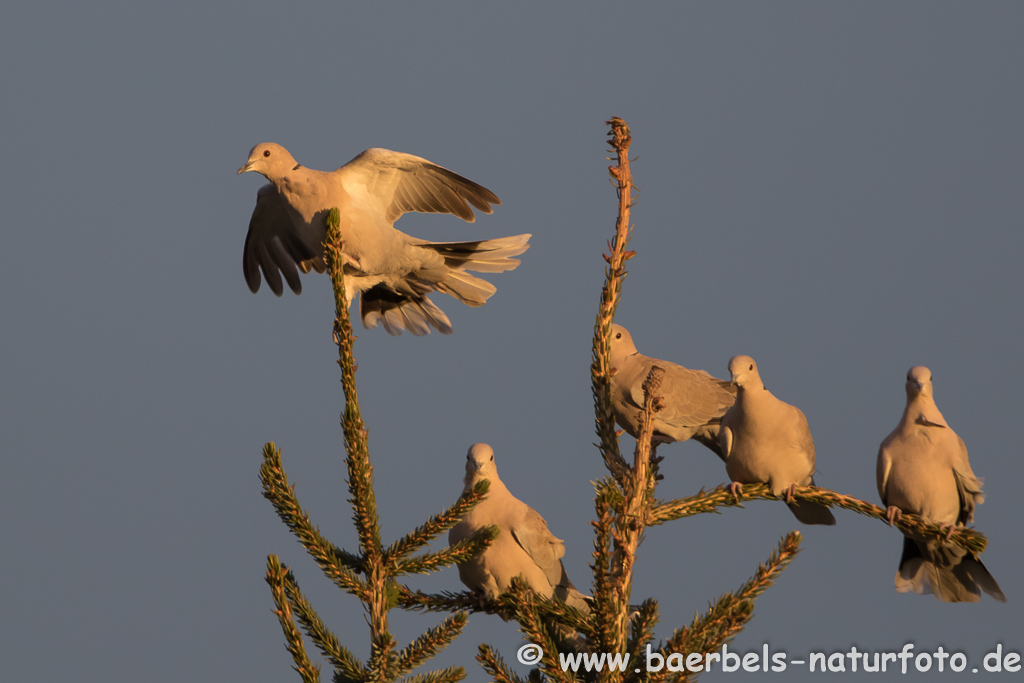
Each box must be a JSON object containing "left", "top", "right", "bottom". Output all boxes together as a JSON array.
[{"left": 237, "top": 160, "right": 254, "bottom": 175}]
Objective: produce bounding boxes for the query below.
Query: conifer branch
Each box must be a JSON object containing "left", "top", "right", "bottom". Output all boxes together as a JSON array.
[
  {"left": 731, "top": 531, "right": 803, "bottom": 603},
  {"left": 395, "top": 530, "right": 497, "bottom": 577},
  {"left": 267, "top": 555, "right": 322, "bottom": 683},
  {"left": 384, "top": 481, "right": 491, "bottom": 564},
  {"left": 325, "top": 208, "right": 392, "bottom": 659},
  {"left": 282, "top": 567, "right": 366, "bottom": 680},
  {"left": 394, "top": 613, "right": 469, "bottom": 680},
  {"left": 600, "top": 366, "right": 663, "bottom": 659},
  {"left": 650, "top": 483, "right": 987, "bottom": 554},
  {"left": 397, "top": 588, "right": 503, "bottom": 615},
  {"left": 260, "top": 443, "right": 368, "bottom": 596},
  {"left": 477, "top": 645, "right": 528, "bottom": 683},
  {"left": 504, "top": 580, "right": 576, "bottom": 683},
  {"left": 399, "top": 667, "right": 468, "bottom": 683},
  {"left": 367, "top": 630, "right": 400, "bottom": 682},
  {"left": 398, "top": 585, "right": 589, "bottom": 633},
  {"left": 653, "top": 533, "right": 802, "bottom": 682},
  {"left": 625, "top": 599, "right": 659, "bottom": 669},
  {"left": 589, "top": 487, "right": 618, "bottom": 649},
  {"left": 324, "top": 208, "right": 383, "bottom": 560},
  {"left": 587, "top": 119, "right": 669, "bottom": 674},
  {"left": 591, "top": 117, "right": 636, "bottom": 484}
]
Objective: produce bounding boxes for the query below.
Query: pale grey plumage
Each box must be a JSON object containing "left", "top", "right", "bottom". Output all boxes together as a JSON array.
[
  {"left": 608, "top": 324, "right": 735, "bottom": 457},
  {"left": 448, "top": 443, "right": 590, "bottom": 612},
  {"left": 877, "top": 366, "right": 1005, "bottom": 603},
  {"left": 238, "top": 143, "right": 530, "bottom": 335},
  {"left": 720, "top": 355, "right": 836, "bottom": 526}
]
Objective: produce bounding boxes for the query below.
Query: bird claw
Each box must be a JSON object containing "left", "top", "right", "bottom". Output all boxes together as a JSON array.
[
  {"left": 332, "top": 251, "right": 362, "bottom": 272},
  {"left": 784, "top": 484, "right": 797, "bottom": 504},
  {"left": 941, "top": 524, "right": 956, "bottom": 542},
  {"left": 885, "top": 506, "right": 902, "bottom": 526},
  {"left": 729, "top": 482, "right": 743, "bottom": 502}
]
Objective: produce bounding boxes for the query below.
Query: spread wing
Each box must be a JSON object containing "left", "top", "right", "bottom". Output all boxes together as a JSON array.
[
  {"left": 242, "top": 184, "right": 322, "bottom": 295},
  {"left": 337, "top": 148, "right": 501, "bottom": 224}
]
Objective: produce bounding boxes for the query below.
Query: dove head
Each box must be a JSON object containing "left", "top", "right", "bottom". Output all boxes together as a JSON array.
[
  {"left": 727, "top": 355, "right": 763, "bottom": 390},
  {"left": 905, "top": 366, "right": 934, "bottom": 398},
  {"left": 237, "top": 143, "right": 299, "bottom": 179},
  {"left": 608, "top": 324, "right": 638, "bottom": 363},
  {"left": 464, "top": 442, "right": 498, "bottom": 488}
]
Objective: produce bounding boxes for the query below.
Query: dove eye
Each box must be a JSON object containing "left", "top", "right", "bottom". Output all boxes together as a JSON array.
[
  {"left": 615, "top": 332, "right": 622, "bottom": 339},
  {"left": 748, "top": 364, "right": 753, "bottom": 371},
  {"left": 263, "top": 149, "right": 271, "bottom": 157}
]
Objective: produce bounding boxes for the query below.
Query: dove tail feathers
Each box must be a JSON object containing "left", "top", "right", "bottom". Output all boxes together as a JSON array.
[
  {"left": 786, "top": 500, "right": 837, "bottom": 526},
  {"left": 964, "top": 556, "right": 1007, "bottom": 603},
  {"left": 896, "top": 537, "right": 1006, "bottom": 603},
  {"left": 357, "top": 234, "right": 530, "bottom": 334},
  {"left": 424, "top": 233, "right": 531, "bottom": 307},
  {"left": 360, "top": 286, "right": 453, "bottom": 336},
  {"left": 435, "top": 270, "right": 497, "bottom": 306},
  {"left": 423, "top": 234, "right": 531, "bottom": 273}
]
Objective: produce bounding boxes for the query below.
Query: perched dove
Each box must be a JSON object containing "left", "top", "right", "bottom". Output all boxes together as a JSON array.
[
  {"left": 238, "top": 143, "right": 531, "bottom": 335},
  {"left": 448, "top": 443, "right": 590, "bottom": 612},
  {"left": 608, "top": 324, "right": 736, "bottom": 458},
  {"left": 719, "top": 355, "right": 836, "bottom": 526},
  {"left": 876, "top": 366, "right": 1005, "bottom": 602}
]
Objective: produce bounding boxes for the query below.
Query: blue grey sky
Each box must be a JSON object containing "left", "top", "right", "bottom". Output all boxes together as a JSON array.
[{"left": 3, "top": 2, "right": 1022, "bottom": 681}]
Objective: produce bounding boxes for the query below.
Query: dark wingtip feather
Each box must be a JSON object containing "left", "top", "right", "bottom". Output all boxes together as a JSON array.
[
  {"left": 242, "top": 234, "right": 262, "bottom": 294},
  {"left": 257, "top": 242, "right": 284, "bottom": 296}
]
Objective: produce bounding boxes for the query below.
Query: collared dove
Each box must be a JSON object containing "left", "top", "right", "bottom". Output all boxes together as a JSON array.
[
  {"left": 720, "top": 355, "right": 836, "bottom": 526},
  {"left": 876, "top": 366, "right": 1005, "bottom": 602},
  {"left": 238, "top": 143, "right": 531, "bottom": 335},
  {"left": 608, "top": 324, "right": 736, "bottom": 458},
  {"left": 448, "top": 443, "right": 590, "bottom": 613}
]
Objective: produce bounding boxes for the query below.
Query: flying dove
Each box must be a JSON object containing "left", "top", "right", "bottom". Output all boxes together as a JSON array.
[
  {"left": 448, "top": 443, "right": 591, "bottom": 613},
  {"left": 876, "top": 366, "right": 1005, "bottom": 602},
  {"left": 238, "top": 143, "right": 531, "bottom": 335},
  {"left": 719, "top": 355, "right": 836, "bottom": 526},
  {"left": 608, "top": 324, "right": 736, "bottom": 458}
]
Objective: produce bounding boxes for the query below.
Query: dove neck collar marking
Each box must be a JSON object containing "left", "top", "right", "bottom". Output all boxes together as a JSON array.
[{"left": 903, "top": 396, "right": 948, "bottom": 429}]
